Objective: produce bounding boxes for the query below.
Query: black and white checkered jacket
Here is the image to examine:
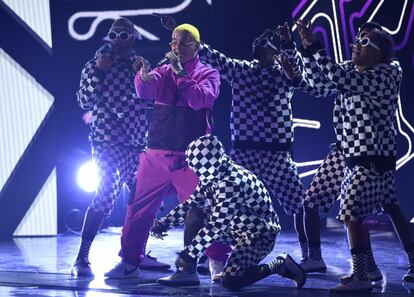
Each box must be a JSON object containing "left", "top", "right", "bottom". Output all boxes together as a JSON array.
[
  {"left": 159, "top": 160, "right": 280, "bottom": 258},
  {"left": 302, "top": 48, "right": 402, "bottom": 157},
  {"left": 77, "top": 43, "right": 149, "bottom": 149},
  {"left": 198, "top": 43, "right": 329, "bottom": 146}
]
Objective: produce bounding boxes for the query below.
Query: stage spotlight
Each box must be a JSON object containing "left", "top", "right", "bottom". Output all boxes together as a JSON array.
[{"left": 77, "top": 160, "right": 99, "bottom": 192}]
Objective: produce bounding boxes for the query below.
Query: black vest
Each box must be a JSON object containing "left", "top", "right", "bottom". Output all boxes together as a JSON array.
[{"left": 148, "top": 104, "right": 209, "bottom": 152}]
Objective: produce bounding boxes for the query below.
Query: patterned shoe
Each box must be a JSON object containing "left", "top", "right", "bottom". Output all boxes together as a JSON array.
[
  {"left": 197, "top": 255, "right": 210, "bottom": 275},
  {"left": 403, "top": 267, "right": 414, "bottom": 282},
  {"left": 209, "top": 259, "right": 225, "bottom": 282},
  {"left": 104, "top": 261, "right": 140, "bottom": 279},
  {"left": 299, "top": 257, "right": 327, "bottom": 273},
  {"left": 71, "top": 259, "right": 94, "bottom": 277},
  {"left": 341, "top": 267, "right": 383, "bottom": 284},
  {"left": 158, "top": 269, "right": 200, "bottom": 286},
  {"left": 331, "top": 275, "right": 373, "bottom": 292},
  {"left": 139, "top": 251, "right": 170, "bottom": 270},
  {"left": 275, "top": 253, "right": 306, "bottom": 288}
]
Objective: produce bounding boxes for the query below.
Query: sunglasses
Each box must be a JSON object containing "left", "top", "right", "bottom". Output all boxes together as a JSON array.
[
  {"left": 353, "top": 31, "right": 380, "bottom": 50},
  {"left": 253, "top": 37, "right": 279, "bottom": 51},
  {"left": 169, "top": 40, "right": 195, "bottom": 48},
  {"left": 107, "top": 31, "right": 133, "bottom": 41}
]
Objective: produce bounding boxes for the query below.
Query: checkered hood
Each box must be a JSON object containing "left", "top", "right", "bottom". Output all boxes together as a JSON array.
[{"left": 186, "top": 135, "right": 227, "bottom": 182}]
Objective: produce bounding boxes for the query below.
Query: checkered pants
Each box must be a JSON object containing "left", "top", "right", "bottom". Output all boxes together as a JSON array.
[
  {"left": 304, "top": 147, "right": 345, "bottom": 212},
  {"left": 337, "top": 165, "right": 398, "bottom": 222},
  {"left": 90, "top": 143, "right": 139, "bottom": 216},
  {"left": 304, "top": 147, "right": 398, "bottom": 222},
  {"left": 222, "top": 231, "right": 277, "bottom": 277},
  {"left": 231, "top": 148, "right": 304, "bottom": 215}
]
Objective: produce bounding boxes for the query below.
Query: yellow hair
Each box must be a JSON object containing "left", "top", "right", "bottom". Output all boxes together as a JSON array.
[{"left": 173, "top": 24, "right": 200, "bottom": 43}]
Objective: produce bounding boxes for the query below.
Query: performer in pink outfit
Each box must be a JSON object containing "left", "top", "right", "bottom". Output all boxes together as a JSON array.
[{"left": 105, "top": 23, "right": 221, "bottom": 278}]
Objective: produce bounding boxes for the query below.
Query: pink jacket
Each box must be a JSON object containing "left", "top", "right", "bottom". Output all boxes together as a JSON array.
[{"left": 134, "top": 56, "right": 220, "bottom": 111}]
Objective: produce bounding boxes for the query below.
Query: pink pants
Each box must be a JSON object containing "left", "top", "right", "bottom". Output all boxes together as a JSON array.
[{"left": 120, "top": 149, "right": 231, "bottom": 265}]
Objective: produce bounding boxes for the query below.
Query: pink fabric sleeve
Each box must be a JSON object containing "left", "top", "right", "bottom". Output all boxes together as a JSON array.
[
  {"left": 176, "top": 69, "right": 221, "bottom": 110},
  {"left": 134, "top": 67, "right": 165, "bottom": 99}
]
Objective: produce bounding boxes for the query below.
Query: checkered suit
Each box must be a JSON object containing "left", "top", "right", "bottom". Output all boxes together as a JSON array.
[
  {"left": 231, "top": 149, "right": 304, "bottom": 215},
  {"left": 304, "top": 144, "right": 345, "bottom": 212},
  {"left": 90, "top": 143, "right": 139, "bottom": 215},
  {"left": 198, "top": 43, "right": 329, "bottom": 145},
  {"left": 77, "top": 43, "right": 149, "bottom": 215},
  {"left": 77, "top": 43, "right": 149, "bottom": 149},
  {"left": 302, "top": 47, "right": 401, "bottom": 221},
  {"left": 337, "top": 164, "right": 397, "bottom": 222},
  {"left": 198, "top": 43, "right": 330, "bottom": 215},
  {"left": 302, "top": 49, "right": 401, "bottom": 158},
  {"left": 159, "top": 158, "right": 280, "bottom": 277}
]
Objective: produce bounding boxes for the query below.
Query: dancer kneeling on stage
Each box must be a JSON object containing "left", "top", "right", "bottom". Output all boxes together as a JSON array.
[{"left": 150, "top": 134, "right": 306, "bottom": 290}]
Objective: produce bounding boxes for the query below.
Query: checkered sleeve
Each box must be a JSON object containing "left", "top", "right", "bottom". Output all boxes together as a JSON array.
[
  {"left": 281, "top": 42, "right": 302, "bottom": 77},
  {"left": 186, "top": 180, "right": 241, "bottom": 259},
  {"left": 313, "top": 50, "right": 395, "bottom": 97},
  {"left": 296, "top": 77, "right": 334, "bottom": 98},
  {"left": 198, "top": 42, "right": 243, "bottom": 84},
  {"left": 158, "top": 183, "right": 206, "bottom": 229},
  {"left": 76, "top": 59, "right": 105, "bottom": 110},
  {"left": 302, "top": 55, "right": 338, "bottom": 92}
]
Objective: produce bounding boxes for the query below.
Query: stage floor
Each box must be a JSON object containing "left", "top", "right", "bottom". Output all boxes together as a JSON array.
[{"left": 0, "top": 223, "right": 413, "bottom": 297}]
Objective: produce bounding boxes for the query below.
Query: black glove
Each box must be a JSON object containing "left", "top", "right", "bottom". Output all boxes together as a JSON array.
[{"left": 150, "top": 220, "right": 168, "bottom": 240}]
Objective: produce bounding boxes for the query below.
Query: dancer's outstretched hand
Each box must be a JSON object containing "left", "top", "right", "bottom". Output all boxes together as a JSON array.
[
  {"left": 153, "top": 13, "right": 176, "bottom": 31},
  {"left": 277, "top": 21, "right": 292, "bottom": 43},
  {"left": 296, "top": 19, "right": 314, "bottom": 49}
]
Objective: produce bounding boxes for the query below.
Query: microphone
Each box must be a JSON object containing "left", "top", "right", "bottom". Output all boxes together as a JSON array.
[{"left": 157, "top": 57, "right": 169, "bottom": 66}]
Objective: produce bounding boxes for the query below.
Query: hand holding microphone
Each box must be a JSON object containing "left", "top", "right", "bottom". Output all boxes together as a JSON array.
[{"left": 165, "top": 52, "right": 186, "bottom": 77}]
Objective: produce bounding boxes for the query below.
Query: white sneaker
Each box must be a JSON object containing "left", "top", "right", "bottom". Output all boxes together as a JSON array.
[
  {"left": 209, "top": 259, "right": 225, "bottom": 282},
  {"left": 139, "top": 251, "right": 170, "bottom": 270},
  {"left": 331, "top": 275, "right": 373, "bottom": 292},
  {"left": 104, "top": 261, "right": 140, "bottom": 279},
  {"left": 299, "top": 258, "right": 327, "bottom": 273},
  {"left": 158, "top": 270, "right": 200, "bottom": 286},
  {"left": 197, "top": 255, "right": 210, "bottom": 275}
]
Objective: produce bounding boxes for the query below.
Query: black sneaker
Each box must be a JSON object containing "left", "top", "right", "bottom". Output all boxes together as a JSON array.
[
  {"left": 275, "top": 253, "right": 306, "bottom": 288},
  {"left": 71, "top": 259, "right": 94, "bottom": 277}
]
